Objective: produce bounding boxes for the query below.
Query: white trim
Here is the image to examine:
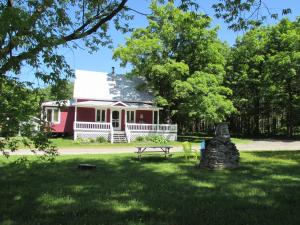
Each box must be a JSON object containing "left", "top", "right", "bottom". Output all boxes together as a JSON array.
[
  {"left": 126, "top": 109, "right": 136, "bottom": 123},
  {"left": 111, "top": 109, "right": 121, "bottom": 130},
  {"left": 95, "top": 109, "right": 106, "bottom": 122},
  {"left": 74, "top": 121, "right": 111, "bottom": 131},
  {"left": 74, "top": 100, "right": 162, "bottom": 110},
  {"left": 75, "top": 106, "right": 77, "bottom": 122},
  {"left": 152, "top": 110, "right": 159, "bottom": 124},
  {"left": 126, "top": 123, "right": 177, "bottom": 132},
  {"left": 112, "top": 101, "right": 128, "bottom": 107},
  {"left": 74, "top": 97, "right": 153, "bottom": 105},
  {"left": 44, "top": 107, "right": 61, "bottom": 124},
  {"left": 152, "top": 110, "right": 156, "bottom": 124}
]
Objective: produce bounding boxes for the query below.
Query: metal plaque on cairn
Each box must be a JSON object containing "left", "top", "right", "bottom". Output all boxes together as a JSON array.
[{"left": 200, "top": 123, "right": 240, "bottom": 169}]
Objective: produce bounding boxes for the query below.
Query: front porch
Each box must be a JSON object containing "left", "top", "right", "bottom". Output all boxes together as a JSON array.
[
  {"left": 73, "top": 101, "right": 177, "bottom": 143},
  {"left": 73, "top": 122, "right": 177, "bottom": 143}
]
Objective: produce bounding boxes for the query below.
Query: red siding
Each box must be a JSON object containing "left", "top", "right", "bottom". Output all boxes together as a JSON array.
[
  {"left": 121, "top": 109, "right": 125, "bottom": 130},
  {"left": 48, "top": 106, "right": 155, "bottom": 134},
  {"left": 77, "top": 99, "right": 92, "bottom": 102},
  {"left": 64, "top": 107, "right": 75, "bottom": 133},
  {"left": 136, "top": 110, "right": 153, "bottom": 124},
  {"left": 50, "top": 107, "right": 74, "bottom": 134},
  {"left": 77, "top": 107, "right": 95, "bottom": 122}
]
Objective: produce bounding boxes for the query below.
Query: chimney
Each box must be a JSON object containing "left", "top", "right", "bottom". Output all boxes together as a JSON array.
[{"left": 112, "top": 66, "right": 115, "bottom": 75}]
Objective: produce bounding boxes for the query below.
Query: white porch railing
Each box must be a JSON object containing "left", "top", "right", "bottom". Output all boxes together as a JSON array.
[
  {"left": 126, "top": 123, "right": 177, "bottom": 132},
  {"left": 74, "top": 121, "right": 111, "bottom": 130},
  {"left": 73, "top": 122, "right": 177, "bottom": 141}
]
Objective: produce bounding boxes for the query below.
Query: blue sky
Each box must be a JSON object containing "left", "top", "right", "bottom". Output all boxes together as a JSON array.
[{"left": 21, "top": 0, "right": 300, "bottom": 85}]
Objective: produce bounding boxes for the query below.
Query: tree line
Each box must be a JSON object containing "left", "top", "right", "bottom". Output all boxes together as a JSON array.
[
  {"left": 115, "top": 3, "right": 300, "bottom": 137},
  {"left": 226, "top": 18, "right": 300, "bottom": 137}
]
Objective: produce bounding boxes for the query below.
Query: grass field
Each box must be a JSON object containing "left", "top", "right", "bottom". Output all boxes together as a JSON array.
[
  {"left": 47, "top": 137, "right": 252, "bottom": 149},
  {"left": 0, "top": 151, "right": 299, "bottom": 225},
  {"left": 5, "top": 136, "right": 253, "bottom": 150}
]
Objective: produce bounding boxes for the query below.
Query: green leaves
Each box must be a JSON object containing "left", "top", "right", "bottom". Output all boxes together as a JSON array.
[
  {"left": 1, "top": 0, "right": 130, "bottom": 155},
  {"left": 212, "top": 0, "right": 292, "bottom": 31},
  {"left": 115, "top": 1, "right": 235, "bottom": 124},
  {"left": 227, "top": 18, "right": 300, "bottom": 136}
]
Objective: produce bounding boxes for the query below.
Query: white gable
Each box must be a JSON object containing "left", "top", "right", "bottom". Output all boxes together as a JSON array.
[{"left": 73, "top": 70, "right": 154, "bottom": 103}]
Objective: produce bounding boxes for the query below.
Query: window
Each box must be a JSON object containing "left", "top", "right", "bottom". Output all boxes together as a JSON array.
[
  {"left": 96, "top": 109, "right": 106, "bottom": 122},
  {"left": 45, "top": 108, "right": 60, "bottom": 123},
  {"left": 126, "top": 110, "right": 135, "bottom": 123},
  {"left": 153, "top": 111, "right": 158, "bottom": 124}
]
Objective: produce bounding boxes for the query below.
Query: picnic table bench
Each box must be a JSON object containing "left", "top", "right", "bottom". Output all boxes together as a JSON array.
[{"left": 135, "top": 146, "right": 173, "bottom": 160}]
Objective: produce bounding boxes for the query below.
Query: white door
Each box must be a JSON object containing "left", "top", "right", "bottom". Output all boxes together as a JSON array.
[{"left": 112, "top": 110, "right": 121, "bottom": 130}]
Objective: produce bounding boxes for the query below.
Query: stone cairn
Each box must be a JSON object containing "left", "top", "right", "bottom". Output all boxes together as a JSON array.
[{"left": 200, "top": 123, "right": 240, "bottom": 169}]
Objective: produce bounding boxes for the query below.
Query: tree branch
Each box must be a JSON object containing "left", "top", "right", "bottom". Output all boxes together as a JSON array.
[
  {"left": 0, "top": 0, "right": 51, "bottom": 59},
  {"left": 0, "top": 0, "right": 128, "bottom": 75},
  {"left": 125, "top": 6, "right": 150, "bottom": 16},
  {"left": 63, "top": 0, "right": 128, "bottom": 41}
]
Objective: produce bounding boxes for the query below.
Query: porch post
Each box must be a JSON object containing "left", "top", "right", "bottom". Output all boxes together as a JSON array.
[
  {"left": 74, "top": 106, "right": 77, "bottom": 140},
  {"left": 125, "top": 109, "right": 127, "bottom": 124},
  {"left": 110, "top": 108, "right": 113, "bottom": 143},
  {"left": 110, "top": 108, "right": 112, "bottom": 125},
  {"left": 157, "top": 110, "right": 160, "bottom": 124}
]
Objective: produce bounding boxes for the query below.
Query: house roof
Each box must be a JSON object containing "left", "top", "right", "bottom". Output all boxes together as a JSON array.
[
  {"left": 73, "top": 70, "right": 154, "bottom": 103},
  {"left": 42, "top": 100, "right": 74, "bottom": 107}
]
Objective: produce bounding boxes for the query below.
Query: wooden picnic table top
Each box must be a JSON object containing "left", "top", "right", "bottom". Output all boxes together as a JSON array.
[
  {"left": 135, "top": 146, "right": 173, "bottom": 160},
  {"left": 135, "top": 146, "right": 173, "bottom": 148}
]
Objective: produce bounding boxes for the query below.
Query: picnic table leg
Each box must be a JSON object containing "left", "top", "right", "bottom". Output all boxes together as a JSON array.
[{"left": 138, "top": 147, "right": 141, "bottom": 160}]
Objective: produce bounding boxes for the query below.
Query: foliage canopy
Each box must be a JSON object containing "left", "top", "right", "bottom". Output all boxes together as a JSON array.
[{"left": 114, "top": 1, "right": 235, "bottom": 123}]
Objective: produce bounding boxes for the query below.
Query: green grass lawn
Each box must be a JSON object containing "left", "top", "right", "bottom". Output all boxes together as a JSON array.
[
  {"left": 1, "top": 151, "right": 300, "bottom": 225},
  {"left": 50, "top": 138, "right": 180, "bottom": 148},
  {"left": 48, "top": 137, "right": 252, "bottom": 149},
  {"left": 6, "top": 136, "right": 252, "bottom": 150}
]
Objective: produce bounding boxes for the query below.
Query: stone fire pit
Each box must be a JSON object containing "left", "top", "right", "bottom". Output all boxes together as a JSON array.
[{"left": 200, "top": 123, "right": 240, "bottom": 169}]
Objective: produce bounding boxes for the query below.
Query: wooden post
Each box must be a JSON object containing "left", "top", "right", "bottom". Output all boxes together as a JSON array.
[
  {"left": 110, "top": 108, "right": 113, "bottom": 143},
  {"left": 74, "top": 105, "right": 78, "bottom": 140},
  {"left": 75, "top": 106, "right": 77, "bottom": 122},
  {"left": 125, "top": 109, "right": 127, "bottom": 123}
]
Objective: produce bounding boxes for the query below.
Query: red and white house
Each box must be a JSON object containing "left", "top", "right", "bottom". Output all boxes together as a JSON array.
[{"left": 42, "top": 70, "right": 177, "bottom": 143}]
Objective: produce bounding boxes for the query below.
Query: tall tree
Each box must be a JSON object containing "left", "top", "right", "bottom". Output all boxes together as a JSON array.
[
  {"left": 226, "top": 18, "right": 300, "bottom": 137},
  {"left": 0, "top": 0, "right": 130, "bottom": 155},
  {"left": 267, "top": 18, "right": 300, "bottom": 136},
  {"left": 226, "top": 27, "right": 269, "bottom": 135},
  {"left": 114, "top": 1, "right": 235, "bottom": 127}
]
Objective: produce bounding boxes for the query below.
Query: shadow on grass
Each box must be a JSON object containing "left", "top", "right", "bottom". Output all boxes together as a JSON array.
[{"left": 0, "top": 152, "right": 300, "bottom": 225}]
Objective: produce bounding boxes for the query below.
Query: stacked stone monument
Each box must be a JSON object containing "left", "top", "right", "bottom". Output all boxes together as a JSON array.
[{"left": 200, "top": 123, "right": 240, "bottom": 169}]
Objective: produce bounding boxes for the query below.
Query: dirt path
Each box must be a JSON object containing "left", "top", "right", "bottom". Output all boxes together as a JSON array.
[
  {"left": 237, "top": 139, "right": 300, "bottom": 151},
  {"left": 5, "top": 139, "right": 300, "bottom": 155}
]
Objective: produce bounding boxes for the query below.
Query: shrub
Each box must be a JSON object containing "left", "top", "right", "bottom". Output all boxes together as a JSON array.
[
  {"left": 96, "top": 136, "right": 107, "bottom": 143},
  {"left": 146, "top": 135, "right": 169, "bottom": 144},
  {"left": 74, "top": 138, "right": 88, "bottom": 144},
  {"left": 89, "top": 138, "right": 96, "bottom": 143},
  {"left": 135, "top": 136, "right": 145, "bottom": 142}
]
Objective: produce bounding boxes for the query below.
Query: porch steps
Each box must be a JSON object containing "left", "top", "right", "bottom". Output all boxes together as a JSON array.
[{"left": 113, "top": 131, "right": 127, "bottom": 143}]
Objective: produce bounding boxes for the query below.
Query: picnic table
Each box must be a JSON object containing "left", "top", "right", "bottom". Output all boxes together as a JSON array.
[{"left": 135, "top": 146, "right": 173, "bottom": 160}]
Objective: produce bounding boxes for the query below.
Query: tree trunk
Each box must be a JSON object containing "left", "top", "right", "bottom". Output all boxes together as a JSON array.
[{"left": 286, "top": 82, "right": 294, "bottom": 137}]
